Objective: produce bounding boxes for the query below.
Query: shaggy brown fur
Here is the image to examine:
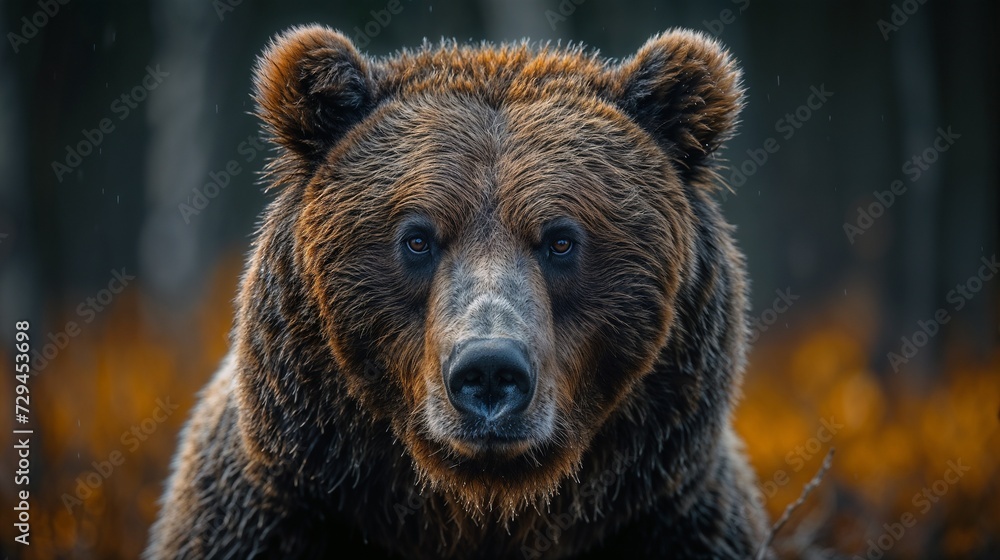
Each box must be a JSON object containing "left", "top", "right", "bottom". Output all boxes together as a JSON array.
[{"left": 147, "top": 25, "right": 769, "bottom": 559}]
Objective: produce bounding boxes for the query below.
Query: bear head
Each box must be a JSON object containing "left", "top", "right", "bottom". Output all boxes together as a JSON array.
[{"left": 237, "top": 25, "right": 745, "bottom": 519}]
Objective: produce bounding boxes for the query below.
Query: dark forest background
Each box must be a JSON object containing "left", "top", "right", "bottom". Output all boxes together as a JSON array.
[{"left": 0, "top": 1, "right": 997, "bottom": 558}]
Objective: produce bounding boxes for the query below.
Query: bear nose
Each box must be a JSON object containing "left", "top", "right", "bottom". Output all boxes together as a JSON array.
[{"left": 445, "top": 338, "right": 535, "bottom": 421}]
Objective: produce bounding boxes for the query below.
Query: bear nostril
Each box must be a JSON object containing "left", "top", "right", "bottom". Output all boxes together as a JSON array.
[{"left": 445, "top": 338, "right": 535, "bottom": 422}]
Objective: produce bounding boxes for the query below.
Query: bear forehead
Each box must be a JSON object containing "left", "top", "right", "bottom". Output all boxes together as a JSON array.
[
  {"left": 374, "top": 43, "right": 622, "bottom": 104},
  {"left": 322, "top": 92, "right": 676, "bottom": 241}
]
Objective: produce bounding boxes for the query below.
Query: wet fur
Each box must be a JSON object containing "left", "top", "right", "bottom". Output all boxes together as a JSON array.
[{"left": 147, "top": 26, "right": 769, "bottom": 559}]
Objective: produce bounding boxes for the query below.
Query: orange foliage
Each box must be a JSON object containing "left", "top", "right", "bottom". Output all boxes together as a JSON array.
[
  {"left": 0, "top": 258, "right": 241, "bottom": 559},
  {"left": 736, "top": 313, "right": 1000, "bottom": 558}
]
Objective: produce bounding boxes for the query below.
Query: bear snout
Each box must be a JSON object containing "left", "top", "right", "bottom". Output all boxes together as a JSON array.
[{"left": 443, "top": 337, "right": 536, "bottom": 423}]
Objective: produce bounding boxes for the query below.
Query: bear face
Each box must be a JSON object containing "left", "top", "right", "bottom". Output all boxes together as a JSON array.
[{"left": 240, "top": 25, "right": 744, "bottom": 520}]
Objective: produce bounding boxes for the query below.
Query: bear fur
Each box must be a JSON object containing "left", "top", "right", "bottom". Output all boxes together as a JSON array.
[{"left": 146, "top": 25, "right": 770, "bottom": 559}]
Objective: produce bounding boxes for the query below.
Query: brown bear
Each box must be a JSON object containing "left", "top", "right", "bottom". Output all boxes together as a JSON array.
[{"left": 146, "top": 25, "right": 769, "bottom": 559}]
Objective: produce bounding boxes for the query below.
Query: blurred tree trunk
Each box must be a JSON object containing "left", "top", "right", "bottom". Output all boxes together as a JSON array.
[
  {"left": 890, "top": 6, "right": 939, "bottom": 380},
  {"left": 139, "top": 0, "right": 215, "bottom": 317},
  {"left": 936, "top": 0, "right": 998, "bottom": 360},
  {"left": 0, "top": 1, "right": 33, "bottom": 346}
]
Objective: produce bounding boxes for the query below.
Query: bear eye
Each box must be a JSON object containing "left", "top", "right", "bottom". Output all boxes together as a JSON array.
[
  {"left": 549, "top": 238, "right": 573, "bottom": 256},
  {"left": 406, "top": 235, "right": 430, "bottom": 254}
]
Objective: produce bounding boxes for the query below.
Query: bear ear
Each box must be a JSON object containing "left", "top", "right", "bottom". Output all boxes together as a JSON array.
[
  {"left": 615, "top": 30, "right": 744, "bottom": 181},
  {"left": 253, "top": 25, "right": 375, "bottom": 170}
]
